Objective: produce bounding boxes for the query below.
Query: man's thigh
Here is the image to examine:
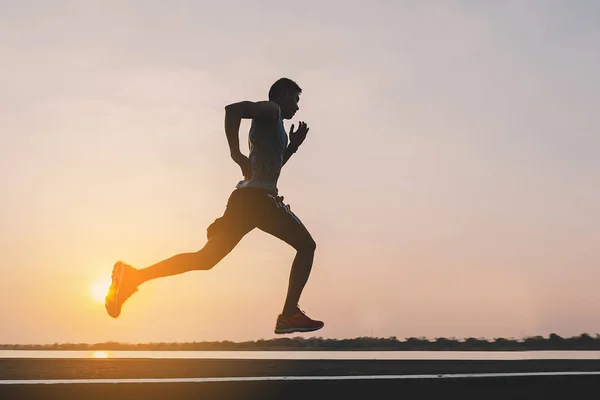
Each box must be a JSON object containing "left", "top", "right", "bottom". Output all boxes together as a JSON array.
[
  {"left": 206, "top": 188, "right": 257, "bottom": 241},
  {"left": 254, "top": 193, "right": 315, "bottom": 250}
]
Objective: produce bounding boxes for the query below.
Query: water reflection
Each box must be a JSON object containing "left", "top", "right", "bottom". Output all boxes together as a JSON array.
[{"left": 1, "top": 350, "right": 600, "bottom": 360}]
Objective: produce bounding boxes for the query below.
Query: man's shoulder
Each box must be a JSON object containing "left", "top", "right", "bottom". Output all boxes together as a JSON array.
[{"left": 252, "top": 108, "right": 282, "bottom": 126}]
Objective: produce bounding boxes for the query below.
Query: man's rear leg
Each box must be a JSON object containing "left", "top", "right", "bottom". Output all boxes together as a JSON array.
[
  {"left": 134, "top": 230, "right": 250, "bottom": 286},
  {"left": 105, "top": 227, "right": 250, "bottom": 318}
]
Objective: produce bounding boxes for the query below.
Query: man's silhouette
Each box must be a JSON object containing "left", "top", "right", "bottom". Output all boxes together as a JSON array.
[{"left": 105, "top": 78, "right": 324, "bottom": 334}]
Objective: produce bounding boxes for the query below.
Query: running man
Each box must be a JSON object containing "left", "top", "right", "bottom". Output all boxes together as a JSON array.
[{"left": 105, "top": 78, "right": 324, "bottom": 334}]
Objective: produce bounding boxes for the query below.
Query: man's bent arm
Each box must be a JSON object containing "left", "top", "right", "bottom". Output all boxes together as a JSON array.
[
  {"left": 225, "top": 101, "right": 279, "bottom": 158},
  {"left": 224, "top": 109, "right": 243, "bottom": 159}
]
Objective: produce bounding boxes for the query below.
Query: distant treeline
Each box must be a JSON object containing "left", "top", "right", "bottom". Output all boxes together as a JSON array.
[{"left": 3, "top": 333, "right": 600, "bottom": 351}]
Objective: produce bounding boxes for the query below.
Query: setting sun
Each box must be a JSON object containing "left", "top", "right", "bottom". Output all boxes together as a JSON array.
[{"left": 89, "top": 277, "right": 112, "bottom": 304}]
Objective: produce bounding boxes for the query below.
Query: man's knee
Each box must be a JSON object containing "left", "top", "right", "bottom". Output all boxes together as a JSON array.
[
  {"left": 296, "top": 235, "right": 316, "bottom": 252},
  {"left": 198, "top": 232, "right": 243, "bottom": 269}
]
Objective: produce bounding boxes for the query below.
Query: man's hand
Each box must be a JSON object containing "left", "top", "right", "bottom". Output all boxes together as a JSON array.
[
  {"left": 283, "top": 121, "right": 309, "bottom": 166},
  {"left": 289, "top": 121, "right": 309, "bottom": 150},
  {"left": 231, "top": 152, "right": 252, "bottom": 180}
]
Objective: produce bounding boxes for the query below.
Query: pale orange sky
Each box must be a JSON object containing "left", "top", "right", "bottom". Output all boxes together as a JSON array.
[{"left": 1, "top": 1, "right": 599, "bottom": 344}]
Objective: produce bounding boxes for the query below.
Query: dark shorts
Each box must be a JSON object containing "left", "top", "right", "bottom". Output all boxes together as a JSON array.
[{"left": 207, "top": 187, "right": 308, "bottom": 242}]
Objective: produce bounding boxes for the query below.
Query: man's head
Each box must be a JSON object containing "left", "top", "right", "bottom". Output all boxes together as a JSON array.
[{"left": 269, "top": 78, "right": 302, "bottom": 120}]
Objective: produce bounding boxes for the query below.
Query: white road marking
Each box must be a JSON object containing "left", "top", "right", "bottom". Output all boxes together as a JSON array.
[{"left": 2, "top": 371, "right": 600, "bottom": 385}]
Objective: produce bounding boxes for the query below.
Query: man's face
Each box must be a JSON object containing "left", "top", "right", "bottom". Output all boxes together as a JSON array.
[{"left": 279, "top": 91, "right": 300, "bottom": 120}]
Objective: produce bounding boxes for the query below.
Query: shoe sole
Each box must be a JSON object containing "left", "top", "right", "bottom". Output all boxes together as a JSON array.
[
  {"left": 106, "top": 262, "right": 125, "bottom": 318},
  {"left": 274, "top": 324, "right": 324, "bottom": 334}
]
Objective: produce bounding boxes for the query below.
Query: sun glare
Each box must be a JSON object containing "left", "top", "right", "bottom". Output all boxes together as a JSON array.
[
  {"left": 92, "top": 351, "right": 109, "bottom": 358},
  {"left": 89, "top": 277, "right": 112, "bottom": 304}
]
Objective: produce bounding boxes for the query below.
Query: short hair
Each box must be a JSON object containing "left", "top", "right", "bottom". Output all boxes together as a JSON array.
[{"left": 268, "top": 78, "right": 302, "bottom": 101}]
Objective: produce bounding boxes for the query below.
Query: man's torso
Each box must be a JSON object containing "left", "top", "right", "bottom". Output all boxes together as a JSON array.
[{"left": 236, "top": 110, "right": 288, "bottom": 193}]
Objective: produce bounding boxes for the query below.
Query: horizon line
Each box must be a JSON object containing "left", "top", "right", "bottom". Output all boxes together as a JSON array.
[{"left": 2, "top": 333, "right": 600, "bottom": 347}]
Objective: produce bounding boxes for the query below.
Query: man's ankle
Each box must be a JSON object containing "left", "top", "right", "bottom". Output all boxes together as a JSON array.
[
  {"left": 135, "top": 276, "right": 145, "bottom": 288},
  {"left": 281, "top": 305, "right": 298, "bottom": 317},
  {"left": 130, "top": 269, "right": 144, "bottom": 287}
]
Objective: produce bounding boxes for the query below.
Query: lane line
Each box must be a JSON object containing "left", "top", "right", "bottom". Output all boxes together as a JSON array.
[{"left": 3, "top": 371, "right": 600, "bottom": 385}]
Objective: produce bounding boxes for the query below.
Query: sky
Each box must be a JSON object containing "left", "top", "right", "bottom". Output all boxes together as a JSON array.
[{"left": 1, "top": 0, "right": 599, "bottom": 344}]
